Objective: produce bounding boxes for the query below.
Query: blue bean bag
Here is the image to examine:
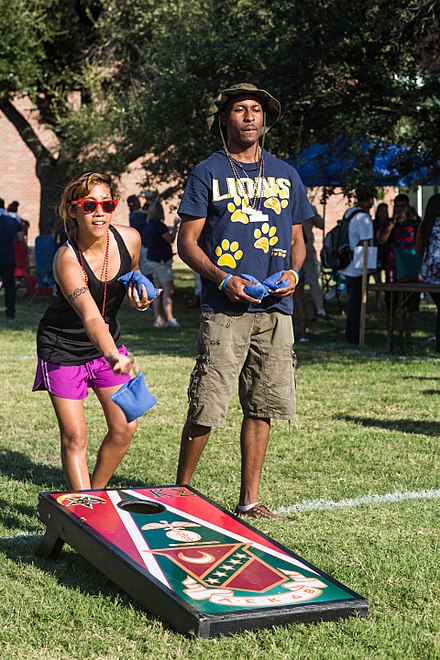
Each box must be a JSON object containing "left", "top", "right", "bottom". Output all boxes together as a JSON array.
[
  {"left": 118, "top": 270, "right": 159, "bottom": 299},
  {"left": 262, "top": 271, "right": 289, "bottom": 291},
  {"left": 240, "top": 274, "right": 268, "bottom": 300},
  {"left": 110, "top": 372, "right": 157, "bottom": 422}
]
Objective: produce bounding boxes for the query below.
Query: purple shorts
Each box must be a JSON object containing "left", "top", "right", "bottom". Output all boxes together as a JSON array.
[{"left": 32, "top": 346, "right": 132, "bottom": 400}]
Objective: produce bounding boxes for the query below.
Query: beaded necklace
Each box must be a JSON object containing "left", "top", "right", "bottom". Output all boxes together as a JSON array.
[
  {"left": 75, "top": 230, "right": 109, "bottom": 318},
  {"left": 224, "top": 146, "right": 264, "bottom": 211}
]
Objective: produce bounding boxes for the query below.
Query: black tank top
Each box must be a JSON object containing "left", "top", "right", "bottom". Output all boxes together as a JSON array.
[{"left": 37, "top": 226, "right": 132, "bottom": 365}]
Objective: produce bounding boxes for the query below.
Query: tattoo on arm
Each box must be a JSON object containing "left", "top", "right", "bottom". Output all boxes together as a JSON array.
[{"left": 68, "top": 286, "right": 88, "bottom": 303}]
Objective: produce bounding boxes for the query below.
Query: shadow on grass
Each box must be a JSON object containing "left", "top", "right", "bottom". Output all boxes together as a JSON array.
[
  {"left": 0, "top": 498, "right": 42, "bottom": 533},
  {"left": 337, "top": 415, "right": 440, "bottom": 436},
  {"left": 0, "top": 534, "right": 169, "bottom": 630},
  {"left": 0, "top": 449, "right": 65, "bottom": 490},
  {"left": 402, "top": 375, "right": 440, "bottom": 381},
  {"left": 0, "top": 521, "right": 183, "bottom": 634},
  {"left": 0, "top": 450, "right": 170, "bottom": 495}
]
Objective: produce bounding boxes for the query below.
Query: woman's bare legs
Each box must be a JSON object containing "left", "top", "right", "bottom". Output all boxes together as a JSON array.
[
  {"left": 49, "top": 387, "right": 137, "bottom": 490},
  {"left": 49, "top": 394, "right": 91, "bottom": 490},
  {"left": 91, "top": 387, "right": 137, "bottom": 488}
]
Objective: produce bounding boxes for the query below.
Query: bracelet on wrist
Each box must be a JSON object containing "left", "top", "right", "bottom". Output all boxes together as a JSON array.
[
  {"left": 288, "top": 269, "right": 300, "bottom": 285},
  {"left": 218, "top": 273, "right": 233, "bottom": 291},
  {"left": 137, "top": 306, "right": 150, "bottom": 312}
]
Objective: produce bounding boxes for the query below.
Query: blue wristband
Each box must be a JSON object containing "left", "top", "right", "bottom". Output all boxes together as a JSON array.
[
  {"left": 218, "top": 274, "right": 233, "bottom": 291},
  {"left": 289, "top": 269, "right": 300, "bottom": 284}
]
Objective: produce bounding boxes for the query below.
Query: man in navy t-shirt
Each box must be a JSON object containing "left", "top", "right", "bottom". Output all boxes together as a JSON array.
[
  {"left": 0, "top": 198, "right": 24, "bottom": 319},
  {"left": 176, "top": 83, "right": 313, "bottom": 520}
]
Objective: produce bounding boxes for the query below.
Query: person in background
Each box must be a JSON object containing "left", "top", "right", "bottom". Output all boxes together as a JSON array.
[
  {"left": 142, "top": 189, "right": 156, "bottom": 212},
  {"left": 293, "top": 266, "right": 308, "bottom": 342},
  {"left": 417, "top": 193, "right": 440, "bottom": 352},
  {"left": 142, "top": 198, "right": 180, "bottom": 328},
  {"left": 6, "top": 200, "right": 24, "bottom": 227},
  {"left": 302, "top": 203, "right": 327, "bottom": 319},
  {"left": 371, "top": 202, "right": 389, "bottom": 311},
  {"left": 341, "top": 189, "right": 375, "bottom": 344},
  {"left": 377, "top": 193, "right": 420, "bottom": 346},
  {"left": 293, "top": 203, "right": 327, "bottom": 342},
  {"left": 0, "top": 198, "right": 24, "bottom": 319},
  {"left": 127, "top": 195, "right": 149, "bottom": 278},
  {"left": 32, "top": 171, "right": 154, "bottom": 490},
  {"left": 14, "top": 219, "right": 30, "bottom": 283}
]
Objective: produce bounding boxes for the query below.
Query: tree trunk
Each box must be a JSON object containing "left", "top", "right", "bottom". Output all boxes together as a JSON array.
[
  {"left": 1, "top": 98, "right": 69, "bottom": 234},
  {"left": 36, "top": 154, "right": 70, "bottom": 235}
]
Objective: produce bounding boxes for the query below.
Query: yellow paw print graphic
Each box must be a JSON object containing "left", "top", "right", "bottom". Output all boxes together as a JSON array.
[
  {"left": 227, "top": 197, "right": 249, "bottom": 224},
  {"left": 264, "top": 197, "right": 282, "bottom": 214},
  {"left": 215, "top": 239, "right": 243, "bottom": 268},
  {"left": 254, "top": 223, "right": 278, "bottom": 253}
]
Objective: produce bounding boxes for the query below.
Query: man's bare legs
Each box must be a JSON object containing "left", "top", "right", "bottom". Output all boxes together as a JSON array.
[
  {"left": 176, "top": 416, "right": 270, "bottom": 508},
  {"left": 239, "top": 417, "right": 270, "bottom": 506},
  {"left": 176, "top": 420, "right": 211, "bottom": 484}
]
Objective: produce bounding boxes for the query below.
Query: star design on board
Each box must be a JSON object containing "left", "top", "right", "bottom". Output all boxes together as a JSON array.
[
  {"left": 235, "top": 553, "right": 248, "bottom": 559},
  {"left": 220, "top": 564, "right": 235, "bottom": 571},
  {"left": 57, "top": 494, "right": 106, "bottom": 509},
  {"left": 228, "top": 559, "right": 242, "bottom": 565},
  {"left": 206, "top": 578, "right": 220, "bottom": 584},
  {"left": 213, "top": 571, "right": 228, "bottom": 578}
]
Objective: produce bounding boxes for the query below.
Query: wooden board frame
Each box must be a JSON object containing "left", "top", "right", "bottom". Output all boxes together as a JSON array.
[{"left": 36, "top": 485, "right": 368, "bottom": 638}]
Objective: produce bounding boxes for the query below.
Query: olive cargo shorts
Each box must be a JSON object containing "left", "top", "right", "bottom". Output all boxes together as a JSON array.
[{"left": 187, "top": 311, "right": 296, "bottom": 426}]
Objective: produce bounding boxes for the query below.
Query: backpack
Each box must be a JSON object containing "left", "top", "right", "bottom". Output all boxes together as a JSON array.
[{"left": 320, "top": 207, "right": 361, "bottom": 271}]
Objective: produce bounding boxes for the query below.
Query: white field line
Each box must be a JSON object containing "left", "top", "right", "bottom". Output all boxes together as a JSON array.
[
  {"left": 276, "top": 488, "right": 440, "bottom": 515},
  {"left": 0, "top": 488, "right": 439, "bottom": 543}
]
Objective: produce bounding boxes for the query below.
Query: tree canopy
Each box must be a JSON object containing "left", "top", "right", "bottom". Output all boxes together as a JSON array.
[
  {"left": 1, "top": 0, "right": 439, "bottom": 228},
  {"left": 98, "top": 0, "right": 440, "bottom": 195}
]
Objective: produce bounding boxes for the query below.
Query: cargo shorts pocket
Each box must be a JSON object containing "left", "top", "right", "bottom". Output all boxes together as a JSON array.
[{"left": 263, "top": 348, "right": 296, "bottom": 418}]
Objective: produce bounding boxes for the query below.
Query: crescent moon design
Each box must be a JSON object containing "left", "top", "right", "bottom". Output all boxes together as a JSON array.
[{"left": 177, "top": 551, "right": 215, "bottom": 564}]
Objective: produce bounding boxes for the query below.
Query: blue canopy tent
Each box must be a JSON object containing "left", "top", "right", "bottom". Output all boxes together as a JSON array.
[
  {"left": 286, "top": 135, "right": 433, "bottom": 189},
  {"left": 286, "top": 136, "right": 437, "bottom": 236}
]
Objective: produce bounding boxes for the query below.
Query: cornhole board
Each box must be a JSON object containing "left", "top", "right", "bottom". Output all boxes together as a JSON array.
[{"left": 36, "top": 486, "right": 368, "bottom": 638}]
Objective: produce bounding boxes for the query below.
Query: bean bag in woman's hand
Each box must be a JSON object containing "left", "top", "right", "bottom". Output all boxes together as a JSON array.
[{"left": 118, "top": 271, "right": 159, "bottom": 299}]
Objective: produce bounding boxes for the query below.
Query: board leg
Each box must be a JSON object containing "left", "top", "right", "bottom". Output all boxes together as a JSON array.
[{"left": 36, "top": 529, "right": 65, "bottom": 560}]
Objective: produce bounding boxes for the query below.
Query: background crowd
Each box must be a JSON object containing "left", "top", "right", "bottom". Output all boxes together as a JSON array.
[{"left": 1, "top": 187, "right": 439, "bottom": 351}]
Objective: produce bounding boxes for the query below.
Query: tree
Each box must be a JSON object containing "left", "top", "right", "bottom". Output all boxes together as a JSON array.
[
  {"left": 99, "top": 0, "right": 440, "bottom": 195},
  {"left": 2, "top": 0, "right": 439, "bottom": 230},
  {"left": 0, "top": 0, "right": 129, "bottom": 233}
]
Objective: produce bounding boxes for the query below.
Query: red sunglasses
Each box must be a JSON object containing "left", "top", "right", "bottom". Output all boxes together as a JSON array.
[{"left": 71, "top": 199, "right": 118, "bottom": 214}]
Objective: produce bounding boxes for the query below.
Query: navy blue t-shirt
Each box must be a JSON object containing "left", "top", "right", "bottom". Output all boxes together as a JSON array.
[
  {"left": 0, "top": 214, "right": 22, "bottom": 265},
  {"left": 143, "top": 220, "right": 173, "bottom": 262},
  {"left": 129, "top": 209, "right": 147, "bottom": 237},
  {"left": 178, "top": 149, "right": 313, "bottom": 313}
]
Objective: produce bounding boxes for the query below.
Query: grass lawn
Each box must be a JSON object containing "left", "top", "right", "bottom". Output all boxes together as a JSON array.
[{"left": 0, "top": 263, "right": 439, "bottom": 659}]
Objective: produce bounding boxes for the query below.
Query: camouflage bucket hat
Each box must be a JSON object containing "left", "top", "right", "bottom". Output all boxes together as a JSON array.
[{"left": 207, "top": 83, "right": 281, "bottom": 138}]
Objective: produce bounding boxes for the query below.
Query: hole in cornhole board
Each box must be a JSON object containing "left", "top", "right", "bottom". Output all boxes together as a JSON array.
[{"left": 117, "top": 500, "right": 165, "bottom": 515}]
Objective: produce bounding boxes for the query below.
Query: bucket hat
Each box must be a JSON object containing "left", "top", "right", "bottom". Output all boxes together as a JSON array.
[{"left": 207, "top": 83, "right": 281, "bottom": 138}]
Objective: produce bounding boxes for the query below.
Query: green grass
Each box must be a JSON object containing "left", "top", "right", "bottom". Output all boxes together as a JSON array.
[{"left": 0, "top": 264, "right": 439, "bottom": 659}]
